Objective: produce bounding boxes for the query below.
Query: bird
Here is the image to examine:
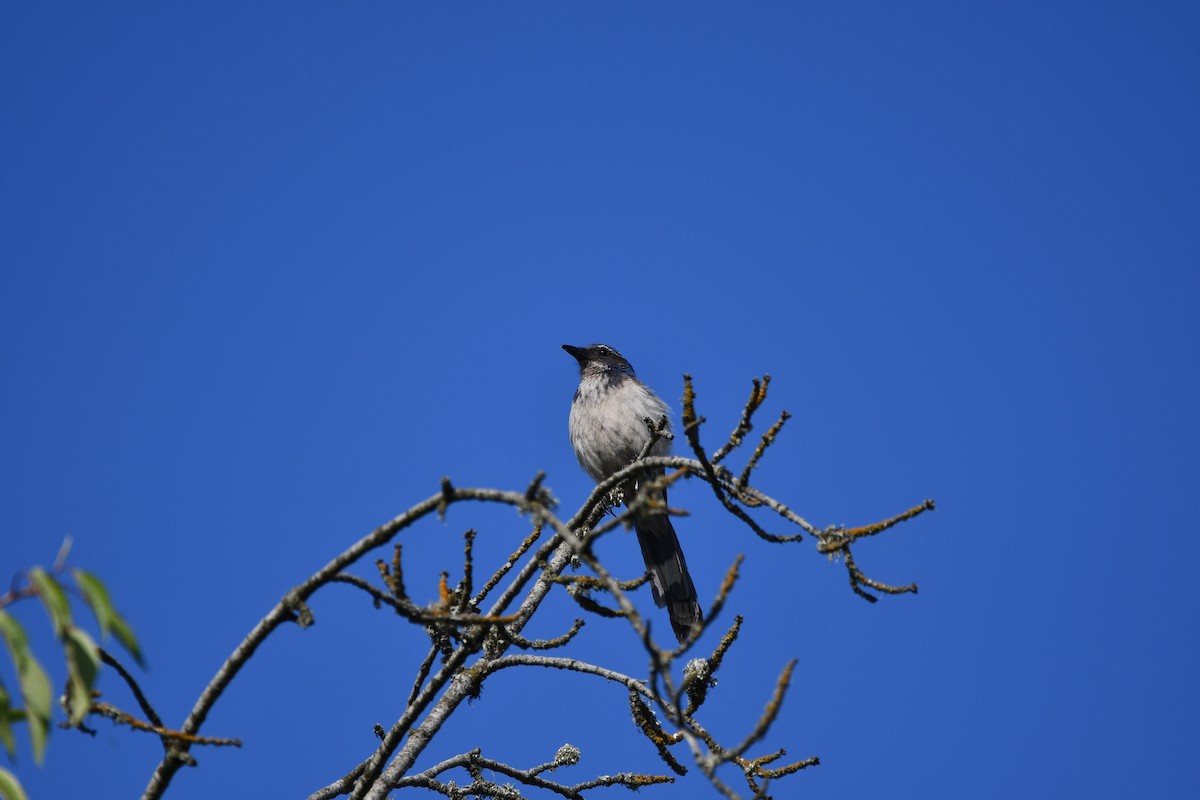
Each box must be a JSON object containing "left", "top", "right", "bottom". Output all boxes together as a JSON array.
[{"left": 562, "top": 343, "right": 703, "bottom": 643}]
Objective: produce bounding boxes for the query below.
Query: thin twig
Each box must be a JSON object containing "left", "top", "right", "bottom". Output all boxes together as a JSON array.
[
  {"left": 98, "top": 648, "right": 164, "bottom": 730},
  {"left": 712, "top": 376, "right": 771, "bottom": 465},
  {"left": 737, "top": 410, "right": 791, "bottom": 488}
]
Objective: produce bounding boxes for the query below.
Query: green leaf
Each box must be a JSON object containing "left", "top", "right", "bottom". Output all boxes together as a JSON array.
[
  {"left": 111, "top": 611, "right": 144, "bottom": 668},
  {"left": 73, "top": 569, "right": 115, "bottom": 636},
  {"left": 73, "top": 569, "right": 144, "bottom": 667},
  {"left": 0, "top": 680, "right": 14, "bottom": 759},
  {"left": 0, "top": 612, "right": 52, "bottom": 764},
  {"left": 0, "top": 767, "right": 29, "bottom": 800},
  {"left": 29, "top": 567, "right": 71, "bottom": 639},
  {"left": 63, "top": 627, "right": 100, "bottom": 727}
]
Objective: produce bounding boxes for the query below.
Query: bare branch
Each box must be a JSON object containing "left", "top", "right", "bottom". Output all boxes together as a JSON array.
[
  {"left": 812, "top": 499, "right": 935, "bottom": 602},
  {"left": 459, "top": 528, "right": 477, "bottom": 610},
  {"left": 711, "top": 376, "right": 771, "bottom": 465},
  {"left": 485, "top": 654, "right": 648, "bottom": 695},
  {"left": 137, "top": 371, "right": 933, "bottom": 800},
  {"left": 737, "top": 409, "right": 791, "bottom": 488},
  {"left": 89, "top": 701, "right": 241, "bottom": 749},
  {"left": 98, "top": 648, "right": 164, "bottom": 730},
  {"left": 682, "top": 377, "right": 803, "bottom": 545},
  {"left": 844, "top": 548, "right": 919, "bottom": 602},
  {"left": 472, "top": 524, "right": 543, "bottom": 608},
  {"left": 729, "top": 660, "right": 795, "bottom": 760},
  {"left": 394, "top": 746, "right": 673, "bottom": 797},
  {"left": 144, "top": 484, "right": 567, "bottom": 800},
  {"left": 330, "top": 573, "right": 520, "bottom": 628},
  {"left": 406, "top": 645, "right": 440, "bottom": 709},
  {"left": 629, "top": 691, "right": 688, "bottom": 776},
  {"left": 817, "top": 499, "right": 936, "bottom": 553}
]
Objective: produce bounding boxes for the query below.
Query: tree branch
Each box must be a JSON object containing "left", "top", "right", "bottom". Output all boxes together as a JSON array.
[{"left": 137, "top": 375, "right": 933, "bottom": 800}]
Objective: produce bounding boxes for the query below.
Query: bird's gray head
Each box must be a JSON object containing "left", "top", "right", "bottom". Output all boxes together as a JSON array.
[{"left": 562, "top": 343, "right": 636, "bottom": 379}]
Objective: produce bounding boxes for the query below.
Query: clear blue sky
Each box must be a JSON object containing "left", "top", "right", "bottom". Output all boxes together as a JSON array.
[{"left": 2, "top": 3, "right": 1197, "bottom": 798}]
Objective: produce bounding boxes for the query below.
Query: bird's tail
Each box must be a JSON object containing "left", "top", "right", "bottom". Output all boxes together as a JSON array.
[{"left": 633, "top": 511, "right": 702, "bottom": 643}]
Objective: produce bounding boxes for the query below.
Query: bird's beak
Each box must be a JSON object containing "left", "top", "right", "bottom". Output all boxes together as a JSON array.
[{"left": 562, "top": 344, "right": 586, "bottom": 363}]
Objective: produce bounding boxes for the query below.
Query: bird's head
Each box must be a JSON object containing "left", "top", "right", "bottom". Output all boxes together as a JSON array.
[{"left": 562, "top": 343, "right": 636, "bottom": 379}]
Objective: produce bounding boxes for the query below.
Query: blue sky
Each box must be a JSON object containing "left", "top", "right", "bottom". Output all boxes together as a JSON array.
[{"left": 2, "top": 3, "right": 1197, "bottom": 798}]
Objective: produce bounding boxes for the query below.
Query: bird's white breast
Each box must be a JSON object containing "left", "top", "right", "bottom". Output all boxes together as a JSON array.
[{"left": 568, "top": 375, "right": 673, "bottom": 484}]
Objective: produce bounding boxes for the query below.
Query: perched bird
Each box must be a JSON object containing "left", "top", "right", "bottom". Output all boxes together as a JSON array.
[{"left": 562, "top": 343, "right": 703, "bottom": 642}]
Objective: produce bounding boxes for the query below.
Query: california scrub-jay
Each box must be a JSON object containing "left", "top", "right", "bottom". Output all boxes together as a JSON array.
[{"left": 562, "top": 343, "right": 702, "bottom": 642}]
